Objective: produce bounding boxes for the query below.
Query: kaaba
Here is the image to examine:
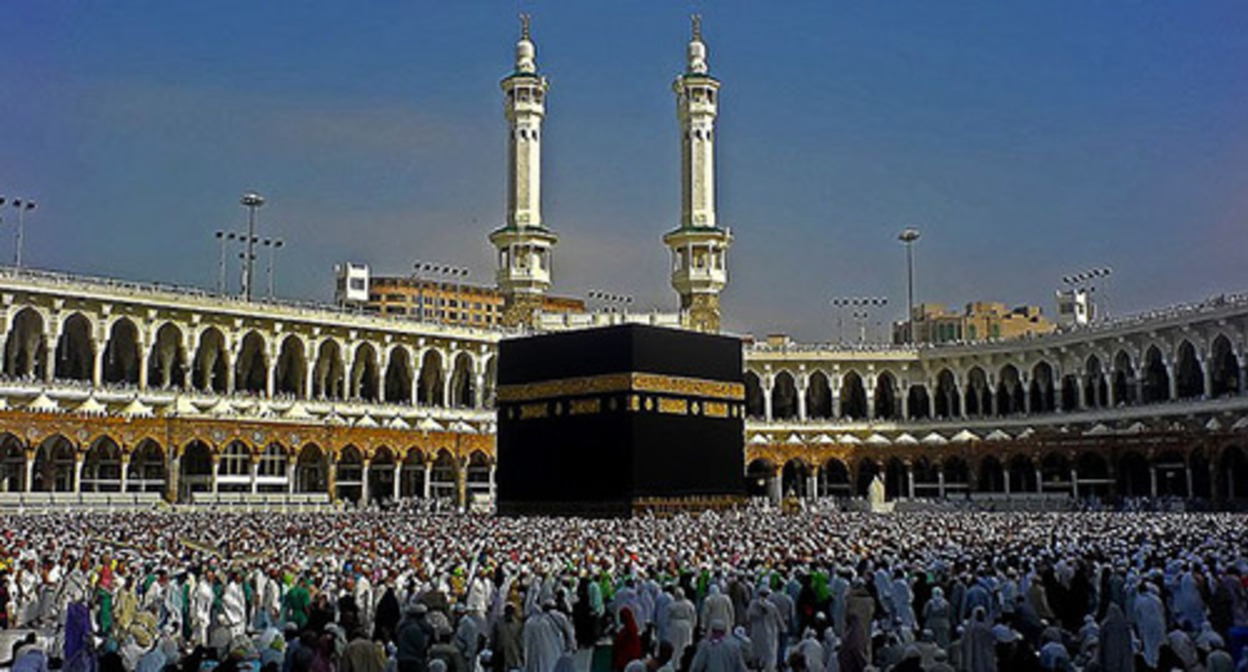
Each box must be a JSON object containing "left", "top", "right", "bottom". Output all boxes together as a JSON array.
[{"left": 495, "top": 323, "right": 746, "bottom": 517}]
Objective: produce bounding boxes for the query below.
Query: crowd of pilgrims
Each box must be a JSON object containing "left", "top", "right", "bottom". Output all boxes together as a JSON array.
[{"left": 1, "top": 509, "right": 1247, "bottom": 672}]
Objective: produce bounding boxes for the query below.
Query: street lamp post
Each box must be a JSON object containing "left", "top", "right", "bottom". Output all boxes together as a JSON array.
[
  {"left": 587, "top": 290, "right": 634, "bottom": 319},
  {"left": 830, "top": 297, "right": 888, "bottom": 344},
  {"left": 9, "top": 198, "right": 37, "bottom": 269},
  {"left": 263, "top": 238, "right": 284, "bottom": 299},
  {"left": 214, "top": 231, "right": 239, "bottom": 294},
  {"left": 898, "top": 227, "right": 921, "bottom": 342},
  {"left": 239, "top": 192, "right": 265, "bottom": 301}
]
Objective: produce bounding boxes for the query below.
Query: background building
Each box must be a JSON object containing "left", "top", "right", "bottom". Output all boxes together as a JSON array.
[
  {"left": 341, "top": 271, "right": 585, "bottom": 328},
  {"left": 894, "top": 301, "right": 1056, "bottom": 344}
]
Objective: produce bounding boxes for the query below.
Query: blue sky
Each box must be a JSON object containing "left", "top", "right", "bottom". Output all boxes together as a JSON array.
[{"left": 2, "top": 2, "right": 1246, "bottom": 341}]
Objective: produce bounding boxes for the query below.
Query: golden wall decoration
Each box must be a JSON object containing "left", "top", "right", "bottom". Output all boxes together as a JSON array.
[
  {"left": 569, "top": 398, "right": 601, "bottom": 415},
  {"left": 657, "top": 397, "right": 689, "bottom": 415},
  {"left": 497, "top": 372, "right": 744, "bottom": 403}
]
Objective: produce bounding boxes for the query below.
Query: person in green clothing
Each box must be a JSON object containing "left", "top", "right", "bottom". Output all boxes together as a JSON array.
[
  {"left": 97, "top": 586, "right": 114, "bottom": 638},
  {"left": 285, "top": 575, "right": 311, "bottom": 628}
]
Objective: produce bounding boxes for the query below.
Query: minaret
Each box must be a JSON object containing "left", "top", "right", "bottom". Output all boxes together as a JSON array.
[
  {"left": 491, "top": 14, "right": 558, "bottom": 329},
  {"left": 664, "top": 15, "right": 732, "bottom": 333}
]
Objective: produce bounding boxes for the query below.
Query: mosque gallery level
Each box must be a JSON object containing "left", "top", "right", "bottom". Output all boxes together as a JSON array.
[{"left": 0, "top": 267, "right": 1245, "bottom": 510}]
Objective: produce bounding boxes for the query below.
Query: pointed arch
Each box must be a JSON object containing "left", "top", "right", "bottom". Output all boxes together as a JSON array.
[
  {"left": 4, "top": 307, "right": 47, "bottom": 378},
  {"left": 1029, "top": 361, "right": 1056, "bottom": 414},
  {"left": 313, "top": 339, "right": 345, "bottom": 399},
  {"left": 369, "top": 446, "right": 398, "bottom": 503},
  {"left": 429, "top": 449, "right": 459, "bottom": 501},
  {"left": 148, "top": 323, "right": 187, "bottom": 389},
  {"left": 418, "top": 349, "right": 445, "bottom": 406},
  {"left": 54, "top": 313, "right": 94, "bottom": 381},
  {"left": 350, "top": 343, "right": 380, "bottom": 401},
  {"left": 1007, "top": 454, "right": 1038, "bottom": 493},
  {"left": 82, "top": 436, "right": 123, "bottom": 492},
  {"left": 0, "top": 433, "right": 26, "bottom": 492},
  {"left": 772, "top": 371, "right": 798, "bottom": 420},
  {"left": 781, "top": 458, "right": 810, "bottom": 498},
  {"left": 934, "top": 368, "right": 960, "bottom": 419},
  {"left": 179, "top": 440, "right": 214, "bottom": 499},
  {"left": 806, "top": 371, "right": 833, "bottom": 420},
  {"left": 274, "top": 335, "right": 307, "bottom": 397},
  {"left": 907, "top": 384, "right": 931, "bottom": 420},
  {"left": 482, "top": 356, "right": 499, "bottom": 408},
  {"left": 295, "top": 443, "right": 328, "bottom": 493},
  {"left": 840, "top": 371, "right": 868, "bottom": 420},
  {"left": 1174, "top": 340, "right": 1204, "bottom": 399},
  {"left": 192, "top": 328, "right": 228, "bottom": 392},
  {"left": 745, "top": 458, "right": 776, "bottom": 498},
  {"left": 1141, "top": 345, "right": 1170, "bottom": 403},
  {"left": 819, "top": 458, "right": 851, "bottom": 497},
  {"left": 336, "top": 444, "right": 365, "bottom": 502},
  {"left": 1117, "top": 451, "right": 1150, "bottom": 497},
  {"left": 384, "top": 346, "right": 413, "bottom": 404},
  {"left": 32, "top": 435, "right": 76, "bottom": 492},
  {"left": 744, "top": 372, "right": 764, "bottom": 419},
  {"left": 873, "top": 371, "right": 898, "bottom": 420},
  {"left": 996, "top": 365, "right": 1023, "bottom": 416},
  {"left": 1209, "top": 335, "right": 1241, "bottom": 398},
  {"left": 449, "top": 352, "right": 476, "bottom": 408},
  {"left": 964, "top": 367, "right": 992, "bottom": 417},
  {"left": 235, "top": 331, "right": 268, "bottom": 395},
  {"left": 1084, "top": 355, "right": 1108, "bottom": 409},
  {"left": 102, "top": 318, "right": 141, "bottom": 385},
  {"left": 128, "top": 439, "right": 166, "bottom": 493},
  {"left": 1112, "top": 350, "right": 1137, "bottom": 406},
  {"left": 978, "top": 456, "right": 1005, "bottom": 493}
]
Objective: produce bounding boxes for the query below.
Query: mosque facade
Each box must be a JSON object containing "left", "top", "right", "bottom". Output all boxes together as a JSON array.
[{"left": 0, "top": 18, "right": 1245, "bottom": 510}]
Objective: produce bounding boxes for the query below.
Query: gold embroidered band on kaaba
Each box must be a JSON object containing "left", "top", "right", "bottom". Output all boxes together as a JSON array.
[{"left": 497, "top": 372, "right": 744, "bottom": 403}]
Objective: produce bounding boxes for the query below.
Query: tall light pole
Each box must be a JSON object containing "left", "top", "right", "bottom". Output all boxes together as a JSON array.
[
  {"left": 263, "top": 238, "right": 284, "bottom": 299},
  {"left": 214, "top": 230, "right": 238, "bottom": 293},
  {"left": 898, "top": 227, "right": 921, "bottom": 342},
  {"left": 11, "top": 198, "right": 36, "bottom": 269},
  {"left": 239, "top": 192, "right": 265, "bottom": 300},
  {"left": 587, "top": 290, "right": 634, "bottom": 317},
  {"left": 831, "top": 297, "right": 888, "bottom": 344}
]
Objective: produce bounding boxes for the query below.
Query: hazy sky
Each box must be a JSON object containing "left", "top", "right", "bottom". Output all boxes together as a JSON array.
[{"left": 2, "top": 2, "right": 1246, "bottom": 342}]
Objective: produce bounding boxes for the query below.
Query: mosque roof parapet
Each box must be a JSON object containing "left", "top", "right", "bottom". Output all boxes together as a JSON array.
[{"left": 0, "top": 266, "right": 511, "bottom": 342}]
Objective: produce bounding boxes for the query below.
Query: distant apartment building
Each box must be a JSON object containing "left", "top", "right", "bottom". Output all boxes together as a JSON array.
[
  {"left": 336, "top": 264, "right": 585, "bottom": 328},
  {"left": 894, "top": 301, "right": 1056, "bottom": 344}
]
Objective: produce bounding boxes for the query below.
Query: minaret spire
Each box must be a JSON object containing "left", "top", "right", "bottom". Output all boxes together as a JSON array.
[
  {"left": 491, "top": 14, "right": 558, "bottom": 328},
  {"left": 664, "top": 16, "right": 732, "bottom": 333}
]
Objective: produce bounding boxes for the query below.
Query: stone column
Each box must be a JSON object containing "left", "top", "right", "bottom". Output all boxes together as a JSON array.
[
  {"left": 139, "top": 349, "right": 150, "bottom": 391},
  {"left": 806, "top": 469, "right": 818, "bottom": 500},
  {"left": 1185, "top": 463, "right": 1194, "bottom": 498},
  {"left": 1070, "top": 467, "right": 1079, "bottom": 499},
  {"left": 410, "top": 365, "right": 422, "bottom": 406},
  {"left": 304, "top": 357, "right": 316, "bottom": 399},
  {"left": 1149, "top": 465, "right": 1158, "bottom": 498},
  {"left": 488, "top": 464, "right": 497, "bottom": 503},
  {"left": 92, "top": 349, "right": 105, "bottom": 387},
  {"left": 24, "top": 449, "right": 34, "bottom": 493},
  {"left": 361, "top": 460, "right": 371, "bottom": 505},
  {"left": 937, "top": 468, "right": 946, "bottom": 498},
  {"left": 906, "top": 464, "right": 915, "bottom": 499},
  {"left": 1035, "top": 466, "right": 1044, "bottom": 493},
  {"left": 119, "top": 454, "right": 129, "bottom": 493},
  {"left": 211, "top": 455, "right": 220, "bottom": 495},
  {"left": 900, "top": 386, "right": 910, "bottom": 420},
  {"left": 286, "top": 457, "right": 296, "bottom": 494},
  {"left": 796, "top": 374, "right": 809, "bottom": 421},
  {"left": 767, "top": 474, "right": 782, "bottom": 505},
  {"left": 456, "top": 459, "right": 468, "bottom": 510},
  {"left": 423, "top": 463, "right": 432, "bottom": 499},
  {"left": 265, "top": 359, "right": 276, "bottom": 399},
  {"left": 475, "top": 373, "right": 487, "bottom": 409},
  {"left": 1003, "top": 469, "right": 1011, "bottom": 496},
  {"left": 762, "top": 377, "right": 774, "bottom": 422},
  {"left": 167, "top": 455, "right": 180, "bottom": 502},
  {"left": 1166, "top": 362, "right": 1178, "bottom": 400},
  {"left": 392, "top": 464, "right": 401, "bottom": 501},
  {"left": 250, "top": 459, "right": 259, "bottom": 495},
  {"left": 73, "top": 452, "right": 84, "bottom": 493},
  {"left": 43, "top": 334, "right": 55, "bottom": 382},
  {"left": 327, "top": 462, "right": 338, "bottom": 501}
]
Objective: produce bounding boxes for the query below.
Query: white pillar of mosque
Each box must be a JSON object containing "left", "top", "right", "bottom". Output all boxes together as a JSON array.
[
  {"left": 806, "top": 470, "right": 818, "bottom": 500},
  {"left": 1003, "top": 470, "right": 1011, "bottom": 496},
  {"left": 139, "top": 349, "right": 150, "bottom": 390},
  {"left": 488, "top": 464, "right": 497, "bottom": 503},
  {"left": 92, "top": 348, "right": 105, "bottom": 388},
  {"left": 119, "top": 455, "right": 129, "bottom": 493},
  {"left": 1166, "top": 362, "right": 1178, "bottom": 400},
  {"left": 763, "top": 377, "right": 774, "bottom": 421},
  {"left": 1185, "top": 463, "right": 1194, "bottom": 498},
  {"left": 392, "top": 464, "right": 401, "bottom": 501},
  {"left": 423, "top": 463, "right": 432, "bottom": 499},
  {"left": 24, "top": 452, "right": 34, "bottom": 493},
  {"left": 361, "top": 459, "right": 371, "bottom": 504},
  {"left": 211, "top": 456, "right": 220, "bottom": 495},
  {"left": 796, "top": 373, "right": 808, "bottom": 421},
  {"left": 937, "top": 468, "right": 946, "bottom": 498},
  {"left": 73, "top": 452, "right": 84, "bottom": 493},
  {"left": 1201, "top": 357, "right": 1213, "bottom": 398},
  {"left": 287, "top": 458, "right": 296, "bottom": 494},
  {"left": 1035, "top": 467, "right": 1044, "bottom": 493},
  {"left": 768, "top": 474, "right": 782, "bottom": 505},
  {"left": 1070, "top": 467, "right": 1079, "bottom": 499},
  {"left": 250, "top": 459, "right": 259, "bottom": 494},
  {"left": 905, "top": 464, "right": 915, "bottom": 499}
]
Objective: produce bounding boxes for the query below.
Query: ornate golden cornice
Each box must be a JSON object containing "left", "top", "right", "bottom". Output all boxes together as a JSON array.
[{"left": 497, "top": 371, "right": 744, "bottom": 403}]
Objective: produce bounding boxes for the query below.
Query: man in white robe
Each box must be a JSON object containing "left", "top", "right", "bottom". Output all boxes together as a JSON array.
[
  {"left": 747, "top": 587, "right": 786, "bottom": 672},
  {"left": 522, "top": 601, "right": 571, "bottom": 672}
]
